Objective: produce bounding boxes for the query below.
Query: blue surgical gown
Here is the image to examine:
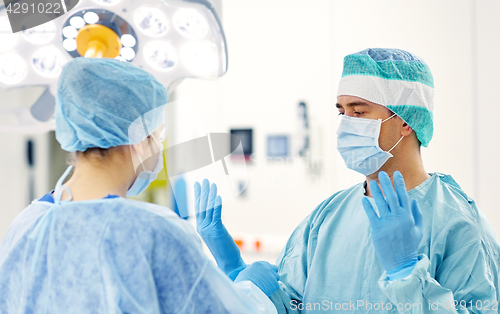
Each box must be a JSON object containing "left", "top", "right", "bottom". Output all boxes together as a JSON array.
[
  {"left": 270, "top": 173, "right": 500, "bottom": 313},
  {"left": 0, "top": 195, "right": 276, "bottom": 313}
]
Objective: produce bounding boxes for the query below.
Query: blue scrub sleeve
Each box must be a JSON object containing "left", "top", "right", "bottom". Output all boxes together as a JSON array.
[
  {"left": 99, "top": 212, "right": 276, "bottom": 313},
  {"left": 269, "top": 207, "right": 325, "bottom": 314},
  {"left": 0, "top": 198, "right": 277, "bottom": 314},
  {"left": 267, "top": 175, "right": 500, "bottom": 313},
  {"left": 269, "top": 285, "right": 301, "bottom": 314},
  {"left": 269, "top": 194, "right": 341, "bottom": 314},
  {"left": 380, "top": 250, "right": 498, "bottom": 313}
]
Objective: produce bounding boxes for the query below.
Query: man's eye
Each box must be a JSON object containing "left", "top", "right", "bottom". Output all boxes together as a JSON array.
[
  {"left": 338, "top": 112, "right": 344, "bottom": 116},
  {"left": 354, "top": 111, "right": 363, "bottom": 116}
]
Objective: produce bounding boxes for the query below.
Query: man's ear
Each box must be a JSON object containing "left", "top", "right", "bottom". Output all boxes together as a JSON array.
[{"left": 401, "top": 123, "right": 413, "bottom": 136}]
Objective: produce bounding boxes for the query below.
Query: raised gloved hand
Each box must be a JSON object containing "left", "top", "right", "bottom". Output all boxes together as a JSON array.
[
  {"left": 362, "top": 171, "right": 423, "bottom": 281},
  {"left": 194, "top": 179, "right": 246, "bottom": 280},
  {"left": 234, "top": 261, "right": 280, "bottom": 297}
]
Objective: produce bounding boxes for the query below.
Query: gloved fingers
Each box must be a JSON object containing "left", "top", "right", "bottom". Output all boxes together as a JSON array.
[
  {"left": 194, "top": 181, "right": 204, "bottom": 219},
  {"left": 378, "top": 171, "right": 399, "bottom": 214},
  {"left": 362, "top": 196, "right": 379, "bottom": 223},
  {"left": 200, "top": 179, "right": 210, "bottom": 215},
  {"left": 207, "top": 183, "right": 217, "bottom": 210},
  {"left": 411, "top": 199, "right": 424, "bottom": 231},
  {"left": 206, "top": 183, "right": 217, "bottom": 221},
  {"left": 213, "top": 195, "right": 223, "bottom": 221},
  {"left": 264, "top": 262, "right": 280, "bottom": 280},
  {"left": 394, "top": 171, "right": 410, "bottom": 210},
  {"left": 369, "top": 180, "right": 389, "bottom": 218},
  {"left": 254, "top": 261, "right": 280, "bottom": 280},
  {"left": 272, "top": 268, "right": 280, "bottom": 281}
]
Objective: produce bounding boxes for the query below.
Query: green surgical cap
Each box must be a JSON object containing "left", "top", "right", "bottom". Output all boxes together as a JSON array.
[
  {"left": 56, "top": 58, "right": 168, "bottom": 152},
  {"left": 337, "top": 48, "right": 434, "bottom": 147}
]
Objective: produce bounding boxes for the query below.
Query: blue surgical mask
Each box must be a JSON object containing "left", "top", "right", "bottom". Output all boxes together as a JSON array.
[
  {"left": 127, "top": 134, "right": 164, "bottom": 197},
  {"left": 336, "top": 114, "right": 404, "bottom": 176}
]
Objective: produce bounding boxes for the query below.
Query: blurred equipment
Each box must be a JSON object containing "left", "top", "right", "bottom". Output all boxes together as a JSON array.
[
  {"left": 26, "top": 139, "right": 35, "bottom": 203},
  {"left": 296, "top": 101, "right": 309, "bottom": 157},
  {"left": 0, "top": 0, "right": 228, "bottom": 133},
  {"left": 230, "top": 128, "right": 253, "bottom": 161},
  {"left": 266, "top": 135, "right": 289, "bottom": 158}
]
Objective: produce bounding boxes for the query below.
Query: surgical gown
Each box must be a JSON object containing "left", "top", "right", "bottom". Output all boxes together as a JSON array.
[
  {"left": 0, "top": 196, "right": 276, "bottom": 314},
  {"left": 270, "top": 173, "right": 500, "bottom": 313}
]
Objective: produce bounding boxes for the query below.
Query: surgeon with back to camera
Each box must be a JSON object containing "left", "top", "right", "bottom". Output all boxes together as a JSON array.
[
  {"left": 0, "top": 58, "right": 280, "bottom": 313},
  {"left": 194, "top": 48, "right": 500, "bottom": 313}
]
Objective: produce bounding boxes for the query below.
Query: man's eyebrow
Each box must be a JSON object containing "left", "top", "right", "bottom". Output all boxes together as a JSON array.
[{"left": 335, "top": 101, "right": 371, "bottom": 108}]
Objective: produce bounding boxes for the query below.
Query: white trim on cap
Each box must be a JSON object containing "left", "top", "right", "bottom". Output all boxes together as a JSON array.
[{"left": 337, "top": 75, "right": 434, "bottom": 112}]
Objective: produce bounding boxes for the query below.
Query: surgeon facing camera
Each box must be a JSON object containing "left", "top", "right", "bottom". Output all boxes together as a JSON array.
[
  {"left": 194, "top": 48, "right": 500, "bottom": 314},
  {"left": 0, "top": 58, "right": 278, "bottom": 314}
]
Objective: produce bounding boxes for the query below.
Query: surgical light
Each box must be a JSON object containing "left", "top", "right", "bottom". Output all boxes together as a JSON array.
[
  {"left": 70, "top": 17, "right": 85, "bottom": 29},
  {"left": 0, "top": 53, "right": 27, "bottom": 85},
  {"left": 144, "top": 41, "right": 176, "bottom": 71},
  {"left": 22, "top": 22, "right": 56, "bottom": 44},
  {"left": 62, "top": 26, "right": 78, "bottom": 39},
  {"left": 84, "top": 12, "right": 100, "bottom": 24},
  {"left": 63, "top": 39, "right": 77, "bottom": 52},
  {"left": 0, "top": 33, "right": 17, "bottom": 52},
  {"left": 93, "top": 0, "right": 123, "bottom": 6},
  {"left": 134, "top": 7, "right": 168, "bottom": 37},
  {"left": 181, "top": 41, "right": 217, "bottom": 76},
  {"left": 0, "top": 0, "right": 228, "bottom": 133},
  {"left": 32, "top": 47, "right": 66, "bottom": 78},
  {"left": 173, "top": 9, "right": 208, "bottom": 40},
  {"left": 121, "top": 34, "right": 136, "bottom": 47},
  {"left": 0, "top": 17, "right": 17, "bottom": 52},
  {"left": 120, "top": 47, "right": 135, "bottom": 61}
]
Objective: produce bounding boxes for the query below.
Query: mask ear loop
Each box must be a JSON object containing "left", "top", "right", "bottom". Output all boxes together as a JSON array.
[
  {"left": 150, "top": 133, "right": 164, "bottom": 152},
  {"left": 387, "top": 135, "right": 405, "bottom": 153},
  {"left": 382, "top": 113, "right": 397, "bottom": 123},
  {"left": 135, "top": 134, "right": 163, "bottom": 177},
  {"left": 134, "top": 141, "right": 148, "bottom": 176},
  {"left": 382, "top": 113, "right": 404, "bottom": 153},
  {"left": 53, "top": 165, "right": 74, "bottom": 205}
]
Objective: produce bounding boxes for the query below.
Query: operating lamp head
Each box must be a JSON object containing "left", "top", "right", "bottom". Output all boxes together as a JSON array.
[
  {"left": 0, "top": 0, "right": 228, "bottom": 133},
  {"left": 75, "top": 24, "right": 122, "bottom": 58}
]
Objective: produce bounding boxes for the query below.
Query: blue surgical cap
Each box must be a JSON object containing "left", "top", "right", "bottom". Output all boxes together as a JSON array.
[
  {"left": 56, "top": 58, "right": 168, "bottom": 152},
  {"left": 337, "top": 48, "right": 434, "bottom": 147}
]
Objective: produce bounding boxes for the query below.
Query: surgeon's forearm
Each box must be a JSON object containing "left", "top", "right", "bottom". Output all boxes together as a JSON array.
[
  {"left": 379, "top": 255, "right": 483, "bottom": 314},
  {"left": 269, "top": 288, "right": 301, "bottom": 314},
  {"left": 202, "top": 230, "right": 247, "bottom": 279}
]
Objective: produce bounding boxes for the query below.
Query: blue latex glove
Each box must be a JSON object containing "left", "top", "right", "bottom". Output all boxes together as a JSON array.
[
  {"left": 234, "top": 261, "right": 280, "bottom": 297},
  {"left": 194, "top": 179, "right": 246, "bottom": 280},
  {"left": 362, "top": 171, "right": 423, "bottom": 281}
]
